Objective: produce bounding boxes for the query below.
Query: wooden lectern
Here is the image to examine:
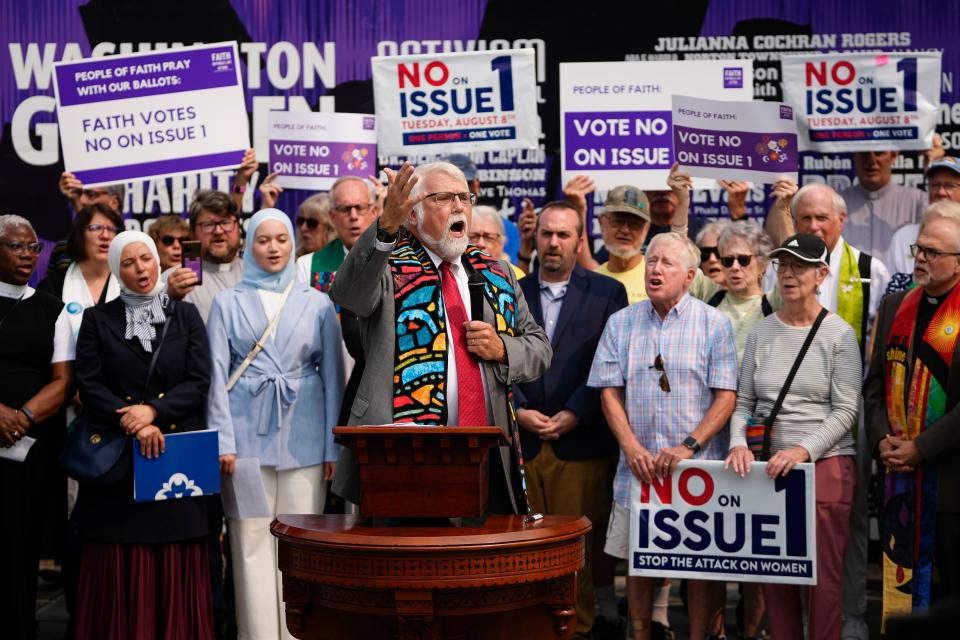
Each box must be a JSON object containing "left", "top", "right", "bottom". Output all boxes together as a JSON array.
[{"left": 271, "top": 426, "right": 591, "bottom": 639}]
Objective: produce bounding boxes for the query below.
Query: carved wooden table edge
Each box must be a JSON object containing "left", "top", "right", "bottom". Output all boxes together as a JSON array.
[{"left": 272, "top": 514, "right": 591, "bottom": 639}]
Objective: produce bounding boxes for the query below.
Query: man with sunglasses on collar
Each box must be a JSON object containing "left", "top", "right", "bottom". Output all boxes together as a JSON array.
[{"left": 589, "top": 231, "right": 738, "bottom": 640}]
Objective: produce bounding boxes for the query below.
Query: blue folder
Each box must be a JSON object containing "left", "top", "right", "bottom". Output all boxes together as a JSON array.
[{"left": 133, "top": 430, "right": 220, "bottom": 502}]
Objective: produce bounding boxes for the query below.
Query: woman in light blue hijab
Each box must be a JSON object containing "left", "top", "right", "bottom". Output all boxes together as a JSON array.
[{"left": 206, "top": 208, "right": 344, "bottom": 640}]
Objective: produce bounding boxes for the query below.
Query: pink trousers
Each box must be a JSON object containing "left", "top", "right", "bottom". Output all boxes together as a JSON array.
[{"left": 763, "top": 455, "right": 856, "bottom": 640}]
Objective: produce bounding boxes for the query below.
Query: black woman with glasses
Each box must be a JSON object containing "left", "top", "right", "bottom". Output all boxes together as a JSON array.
[{"left": 0, "top": 214, "right": 75, "bottom": 640}]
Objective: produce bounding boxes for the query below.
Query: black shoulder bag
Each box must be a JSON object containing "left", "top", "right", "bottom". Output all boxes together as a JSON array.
[
  {"left": 746, "top": 307, "right": 828, "bottom": 461},
  {"left": 60, "top": 307, "right": 173, "bottom": 486}
]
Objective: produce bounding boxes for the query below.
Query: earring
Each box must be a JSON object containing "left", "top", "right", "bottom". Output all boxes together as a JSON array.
[{"left": 815, "top": 285, "right": 822, "bottom": 295}]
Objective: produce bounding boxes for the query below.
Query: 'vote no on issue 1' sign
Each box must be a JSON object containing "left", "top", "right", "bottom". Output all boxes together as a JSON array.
[
  {"left": 560, "top": 60, "right": 753, "bottom": 191},
  {"left": 53, "top": 41, "right": 249, "bottom": 187},
  {"left": 671, "top": 95, "right": 799, "bottom": 185},
  {"left": 267, "top": 111, "right": 378, "bottom": 191},
  {"left": 629, "top": 460, "right": 816, "bottom": 585}
]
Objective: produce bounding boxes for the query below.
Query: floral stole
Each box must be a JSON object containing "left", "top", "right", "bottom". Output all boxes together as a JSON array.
[
  {"left": 389, "top": 235, "right": 517, "bottom": 424},
  {"left": 881, "top": 285, "right": 960, "bottom": 626}
]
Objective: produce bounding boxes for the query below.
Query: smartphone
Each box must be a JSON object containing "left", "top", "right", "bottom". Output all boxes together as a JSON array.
[{"left": 182, "top": 240, "right": 203, "bottom": 285}]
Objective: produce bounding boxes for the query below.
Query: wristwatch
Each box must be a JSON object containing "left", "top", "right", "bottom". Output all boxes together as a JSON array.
[
  {"left": 19, "top": 406, "right": 36, "bottom": 426},
  {"left": 376, "top": 222, "right": 399, "bottom": 243},
  {"left": 232, "top": 184, "right": 247, "bottom": 194},
  {"left": 682, "top": 436, "right": 701, "bottom": 454}
]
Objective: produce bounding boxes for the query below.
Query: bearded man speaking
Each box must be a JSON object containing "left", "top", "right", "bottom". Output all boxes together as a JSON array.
[{"left": 330, "top": 161, "right": 551, "bottom": 514}]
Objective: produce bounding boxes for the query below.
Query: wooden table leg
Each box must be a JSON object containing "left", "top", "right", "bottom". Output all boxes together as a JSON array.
[
  {"left": 547, "top": 575, "right": 578, "bottom": 639},
  {"left": 395, "top": 590, "right": 438, "bottom": 640}
]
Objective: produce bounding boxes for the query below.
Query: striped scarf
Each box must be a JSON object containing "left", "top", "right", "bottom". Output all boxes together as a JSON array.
[{"left": 120, "top": 292, "right": 168, "bottom": 352}]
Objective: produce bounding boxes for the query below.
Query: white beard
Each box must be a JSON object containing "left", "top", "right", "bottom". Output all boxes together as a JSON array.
[{"left": 416, "top": 210, "right": 468, "bottom": 262}]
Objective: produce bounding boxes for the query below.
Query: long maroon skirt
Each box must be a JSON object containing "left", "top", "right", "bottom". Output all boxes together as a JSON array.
[{"left": 74, "top": 539, "right": 214, "bottom": 640}]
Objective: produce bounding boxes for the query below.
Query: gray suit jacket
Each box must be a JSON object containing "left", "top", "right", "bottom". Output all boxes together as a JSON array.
[
  {"left": 864, "top": 289, "right": 960, "bottom": 512},
  {"left": 329, "top": 224, "right": 552, "bottom": 510}
]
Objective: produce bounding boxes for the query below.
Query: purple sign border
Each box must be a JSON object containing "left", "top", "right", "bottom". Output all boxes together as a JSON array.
[{"left": 73, "top": 149, "right": 245, "bottom": 185}]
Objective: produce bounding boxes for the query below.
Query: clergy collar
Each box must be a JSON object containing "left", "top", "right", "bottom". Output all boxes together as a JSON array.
[
  {"left": 858, "top": 179, "right": 894, "bottom": 201},
  {"left": 0, "top": 280, "right": 32, "bottom": 299},
  {"left": 203, "top": 258, "right": 239, "bottom": 273}
]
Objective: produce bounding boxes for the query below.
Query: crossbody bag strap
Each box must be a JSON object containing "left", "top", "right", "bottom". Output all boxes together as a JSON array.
[
  {"left": 225, "top": 282, "right": 294, "bottom": 392},
  {"left": 141, "top": 300, "right": 174, "bottom": 401},
  {"left": 762, "top": 307, "right": 829, "bottom": 458}
]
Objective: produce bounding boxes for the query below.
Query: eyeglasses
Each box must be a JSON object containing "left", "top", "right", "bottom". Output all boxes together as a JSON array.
[
  {"left": 720, "top": 254, "right": 755, "bottom": 268},
  {"left": 296, "top": 217, "right": 322, "bottom": 229},
  {"left": 700, "top": 246, "right": 721, "bottom": 262},
  {"left": 651, "top": 354, "right": 671, "bottom": 392},
  {"left": 85, "top": 223, "right": 123, "bottom": 235},
  {"left": 425, "top": 192, "right": 478, "bottom": 207},
  {"left": 771, "top": 258, "right": 818, "bottom": 275},
  {"left": 468, "top": 232, "right": 501, "bottom": 243},
  {"left": 160, "top": 235, "right": 185, "bottom": 247},
  {"left": 1, "top": 241, "right": 42, "bottom": 256},
  {"left": 910, "top": 243, "right": 960, "bottom": 261},
  {"left": 925, "top": 181, "right": 960, "bottom": 194},
  {"left": 81, "top": 188, "right": 110, "bottom": 200},
  {"left": 196, "top": 218, "right": 238, "bottom": 233},
  {"left": 602, "top": 214, "right": 646, "bottom": 231},
  {"left": 331, "top": 203, "right": 373, "bottom": 215}
]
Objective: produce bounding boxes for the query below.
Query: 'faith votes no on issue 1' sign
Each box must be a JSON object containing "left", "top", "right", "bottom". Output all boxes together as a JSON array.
[
  {"left": 629, "top": 460, "right": 816, "bottom": 585},
  {"left": 53, "top": 41, "right": 249, "bottom": 187}
]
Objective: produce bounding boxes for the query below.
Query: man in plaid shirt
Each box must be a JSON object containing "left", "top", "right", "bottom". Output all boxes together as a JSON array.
[{"left": 589, "top": 232, "right": 738, "bottom": 640}]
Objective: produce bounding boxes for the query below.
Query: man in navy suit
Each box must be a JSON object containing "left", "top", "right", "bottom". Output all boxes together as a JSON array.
[{"left": 515, "top": 200, "right": 628, "bottom": 638}]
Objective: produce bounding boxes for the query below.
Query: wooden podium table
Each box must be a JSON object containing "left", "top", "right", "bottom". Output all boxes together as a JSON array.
[{"left": 272, "top": 514, "right": 591, "bottom": 640}]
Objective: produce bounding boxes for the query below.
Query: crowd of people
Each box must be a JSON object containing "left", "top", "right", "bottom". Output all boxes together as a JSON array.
[{"left": 1, "top": 139, "right": 959, "bottom": 640}]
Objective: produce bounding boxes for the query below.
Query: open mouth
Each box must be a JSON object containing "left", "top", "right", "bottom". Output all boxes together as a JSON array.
[
  {"left": 137, "top": 275, "right": 151, "bottom": 288},
  {"left": 648, "top": 277, "right": 663, "bottom": 288},
  {"left": 449, "top": 219, "right": 466, "bottom": 236}
]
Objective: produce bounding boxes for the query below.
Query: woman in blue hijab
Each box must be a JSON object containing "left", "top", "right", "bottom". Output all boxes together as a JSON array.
[{"left": 206, "top": 209, "right": 344, "bottom": 640}]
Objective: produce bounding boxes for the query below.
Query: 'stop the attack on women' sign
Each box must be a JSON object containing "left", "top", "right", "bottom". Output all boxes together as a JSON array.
[
  {"left": 372, "top": 49, "right": 539, "bottom": 155},
  {"left": 53, "top": 41, "right": 249, "bottom": 187},
  {"left": 781, "top": 51, "right": 941, "bottom": 152},
  {"left": 267, "top": 111, "right": 377, "bottom": 191},
  {"left": 672, "top": 95, "right": 799, "bottom": 185},
  {"left": 629, "top": 460, "right": 816, "bottom": 585},
  {"left": 560, "top": 60, "right": 753, "bottom": 191}
]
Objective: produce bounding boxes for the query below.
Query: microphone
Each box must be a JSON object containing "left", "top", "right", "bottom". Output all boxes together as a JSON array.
[{"left": 468, "top": 272, "right": 486, "bottom": 322}]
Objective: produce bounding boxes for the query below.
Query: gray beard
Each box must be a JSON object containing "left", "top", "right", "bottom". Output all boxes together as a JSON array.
[{"left": 605, "top": 243, "right": 641, "bottom": 260}]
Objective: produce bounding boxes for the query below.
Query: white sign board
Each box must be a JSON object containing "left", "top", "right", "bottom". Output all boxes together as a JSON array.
[
  {"left": 629, "top": 460, "right": 816, "bottom": 585},
  {"left": 560, "top": 60, "right": 753, "bottom": 190},
  {"left": 53, "top": 41, "right": 249, "bottom": 187},
  {"left": 372, "top": 49, "right": 539, "bottom": 155},
  {"left": 781, "top": 51, "right": 941, "bottom": 152}
]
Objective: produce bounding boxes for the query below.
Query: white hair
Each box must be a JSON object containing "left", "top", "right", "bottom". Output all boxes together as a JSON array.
[
  {"left": 471, "top": 205, "right": 505, "bottom": 237},
  {"left": 791, "top": 183, "right": 846, "bottom": 219},
  {"left": 330, "top": 176, "right": 374, "bottom": 205},
  {"left": 409, "top": 161, "right": 468, "bottom": 220},
  {"left": 920, "top": 200, "right": 960, "bottom": 251},
  {"left": 695, "top": 219, "right": 731, "bottom": 246},
  {"left": 0, "top": 214, "right": 34, "bottom": 238},
  {"left": 648, "top": 232, "right": 699, "bottom": 270}
]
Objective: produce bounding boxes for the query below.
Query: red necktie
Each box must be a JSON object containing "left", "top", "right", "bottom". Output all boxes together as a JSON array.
[{"left": 439, "top": 261, "right": 487, "bottom": 426}]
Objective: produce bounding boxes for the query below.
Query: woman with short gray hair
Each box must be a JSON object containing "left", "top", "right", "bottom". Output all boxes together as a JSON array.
[{"left": 695, "top": 219, "right": 732, "bottom": 284}]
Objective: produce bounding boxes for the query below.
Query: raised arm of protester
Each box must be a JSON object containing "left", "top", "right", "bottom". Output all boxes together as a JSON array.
[
  {"left": 231, "top": 147, "right": 257, "bottom": 211},
  {"left": 667, "top": 162, "right": 692, "bottom": 236},
  {"left": 764, "top": 178, "right": 798, "bottom": 247},
  {"left": 563, "top": 174, "right": 600, "bottom": 270},
  {"left": 258, "top": 171, "right": 282, "bottom": 209},
  {"left": 719, "top": 180, "right": 750, "bottom": 220}
]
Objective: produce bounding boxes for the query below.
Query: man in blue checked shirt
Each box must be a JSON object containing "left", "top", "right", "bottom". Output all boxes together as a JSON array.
[{"left": 588, "top": 231, "right": 739, "bottom": 640}]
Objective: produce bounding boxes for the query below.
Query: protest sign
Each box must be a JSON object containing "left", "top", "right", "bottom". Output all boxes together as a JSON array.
[
  {"left": 372, "top": 49, "right": 539, "bottom": 155},
  {"left": 560, "top": 60, "right": 753, "bottom": 190},
  {"left": 53, "top": 41, "right": 249, "bottom": 187},
  {"left": 782, "top": 51, "right": 941, "bottom": 152},
  {"left": 672, "top": 95, "right": 799, "bottom": 184},
  {"left": 629, "top": 460, "right": 816, "bottom": 585},
  {"left": 267, "top": 111, "right": 377, "bottom": 191},
  {"left": 134, "top": 430, "right": 220, "bottom": 502}
]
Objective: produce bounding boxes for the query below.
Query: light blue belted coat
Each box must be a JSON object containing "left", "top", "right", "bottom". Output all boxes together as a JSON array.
[{"left": 206, "top": 282, "right": 344, "bottom": 470}]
